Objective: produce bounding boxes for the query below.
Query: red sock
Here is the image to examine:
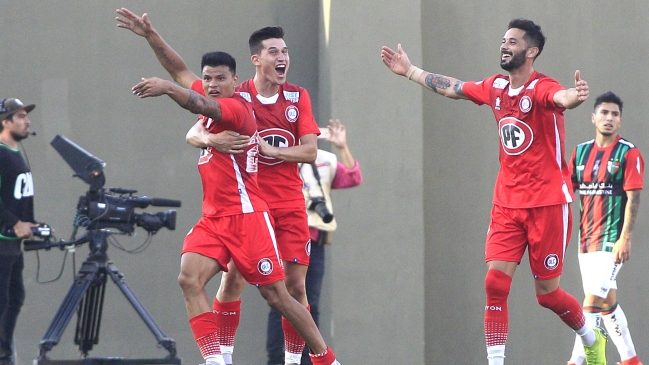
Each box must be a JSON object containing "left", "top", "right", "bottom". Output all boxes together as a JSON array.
[
  {"left": 536, "top": 287, "right": 586, "bottom": 330},
  {"left": 484, "top": 269, "right": 512, "bottom": 347},
  {"left": 189, "top": 311, "right": 221, "bottom": 358},
  {"left": 213, "top": 298, "right": 241, "bottom": 348},
  {"left": 282, "top": 313, "right": 306, "bottom": 357},
  {"left": 309, "top": 346, "right": 337, "bottom": 365}
]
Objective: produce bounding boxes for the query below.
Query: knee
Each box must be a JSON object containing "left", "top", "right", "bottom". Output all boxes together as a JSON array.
[
  {"left": 536, "top": 288, "right": 564, "bottom": 309},
  {"left": 285, "top": 277, "right": 306, "bottom": 299},
  {"left": 177, "top": 270, "right": 201, "bottom": 294},
  {"left": 485, "top": 269, "right": 512, "bottom": 301}
]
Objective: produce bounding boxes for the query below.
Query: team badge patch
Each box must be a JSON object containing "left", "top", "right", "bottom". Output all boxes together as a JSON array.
[
  {"left": 544, "top": 254, "right": 559, "bottom": 270},
  {"left": 285, "top": 105, "right": 299, "bottom": 123},
  {"left": 519, "top": 96, "right": 532, "bottom": 113},
  {"left": 607, "top": 160, "right": 620, "bottom": 174},
  {"left": 306, "top": 240, "right": 311, "bottom": 256},
  {"left": 258, "top": 258, "right": 274, "bottom": 275},
  {"left": 498, "top": 117, "right": 534, "bottom": 155}
]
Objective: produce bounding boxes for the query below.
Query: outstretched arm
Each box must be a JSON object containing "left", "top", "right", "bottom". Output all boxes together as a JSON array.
[
  {"left": 553, "top": 70, "right": 589, "bottom": 109},
  {"left": 116, "top": 8, "right": 198, "bottom": 88},
  {"left": 381, "top": 43, "right": 468, "bottom": 100},
  {"left": 133, "top": 77, "right": 222, "bottom": 120}
]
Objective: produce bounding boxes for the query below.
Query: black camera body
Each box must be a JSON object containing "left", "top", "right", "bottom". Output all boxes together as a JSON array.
[
  {"left": 78, "top": 188, "right": 178, "bottom": 234},
  {"left": 308, "top": 196, "right": 333, "bottom": 223}
]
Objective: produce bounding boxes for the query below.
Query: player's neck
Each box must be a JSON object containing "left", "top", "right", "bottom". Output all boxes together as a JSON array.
[
  {"left": 508, "top": 65, "right": 534, "bottom": 89},
  {"left": 595, "top": 133, "right": 618, "bottom": 148},
  {"left": 253, "top": 74, "right": 280, "bottom": 98}
]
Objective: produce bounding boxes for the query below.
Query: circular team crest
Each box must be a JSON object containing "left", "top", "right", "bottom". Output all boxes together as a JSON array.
[
  {"left": 544, "top": 254, "right": 559, "bottom": 270},
  {"left": 305, "top": 240, "right": 311, "bottom": 256},
  {"left": 285, "top": 105, "right": 299, "bottom": 123},
  {"left": 258, "top": 258, "right": 274, "bottom": 275},
  {"left": 498, "top": 117, "right": 534, "bottom": 155},
  {"left": 519, "top": 96, "right": 532, "bottom": 113},
  {"left": 258, "top": 128, "right": 296, "bottom": 165}
]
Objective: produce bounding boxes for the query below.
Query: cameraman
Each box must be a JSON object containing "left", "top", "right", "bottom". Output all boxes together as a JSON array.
[
  {"left": 267, "top": 119, "right": 362, "bottom": 365},
  {"left": 0, "top": 98, "right": 38, "bottom": 365}
]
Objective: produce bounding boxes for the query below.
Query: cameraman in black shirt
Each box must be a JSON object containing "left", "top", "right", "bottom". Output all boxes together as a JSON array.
[{"left": 0, "top": 98, "right": 38, "bottom": 365}]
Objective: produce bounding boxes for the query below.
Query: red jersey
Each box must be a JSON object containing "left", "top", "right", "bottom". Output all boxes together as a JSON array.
[
  {"left": 191, "top": 80, "right": 268, "bottom": 217},
  {"left": 462, "top": 71, "right": 573, "bottom": 208},
  {"left": 236, "top": 79, "right": 320, "bottom": 209}
]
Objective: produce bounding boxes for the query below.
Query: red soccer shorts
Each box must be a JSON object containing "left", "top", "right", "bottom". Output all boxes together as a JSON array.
[
  {"left": 485, "top": 203, "right": 572, "bottom": 280},
  {"left": 270, "top": 207, "right": 311, "bottom": 266},
  {"left": 182, "top": 211, "right": 285, "bottom": 286}
]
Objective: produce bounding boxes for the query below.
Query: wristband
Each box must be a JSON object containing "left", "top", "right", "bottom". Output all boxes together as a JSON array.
[{"left": 405, "top": 65, "right": 424, "bottom": 81}]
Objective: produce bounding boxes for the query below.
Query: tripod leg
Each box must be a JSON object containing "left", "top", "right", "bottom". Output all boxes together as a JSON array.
[
  {"left": 38, "top": 261, "right": 100, "bottom": 358},
  {"left": 105, "top": 262, "right": 178, "bottom": 358}
]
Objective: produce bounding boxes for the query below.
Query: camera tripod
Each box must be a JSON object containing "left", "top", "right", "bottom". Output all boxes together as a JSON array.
[{"left": 34, "top": 229, "right": 181, "bottom": 365}]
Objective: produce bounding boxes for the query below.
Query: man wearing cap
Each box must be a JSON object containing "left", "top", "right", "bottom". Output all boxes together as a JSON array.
[{"left": 0, "top": 98, "right": 38, "bottom": 365}]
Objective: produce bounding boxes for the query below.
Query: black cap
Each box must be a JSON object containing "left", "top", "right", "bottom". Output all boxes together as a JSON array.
[{"left": 0, "top": 98, "right": 36, "bottom": 121}]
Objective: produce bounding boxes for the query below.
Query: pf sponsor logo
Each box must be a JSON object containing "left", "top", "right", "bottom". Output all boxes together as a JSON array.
[
  {"left": 258, "top": 258, "right": 274, "bottom": 275},
  {"left": 498, "top": 117, "right": 533, "bottom": 155},
  {"left": 544, "top": 253, "right": 559, "bottom": 270},
  {"left": 258, "top": 128, "right": 296, "bottom": 165},
  {"left": 285, "top": 105, "right": 299, "bottom": 123}
]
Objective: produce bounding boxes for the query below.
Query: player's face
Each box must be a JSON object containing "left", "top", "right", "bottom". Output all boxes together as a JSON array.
[
  {"left": 500, "top": 28, "right": 530, "bottom": 72},
  {"left": 201, "top": 65, "right": 238, "bottom": 99},
  {"left": 592, "top": 102, "right": 622, "bottom": 137},
  {"left": 254, "top": 38, "right": 289, "bottom": 86},
  {"left": 3, "top": 109, "right": 31, "bottom": 141}
]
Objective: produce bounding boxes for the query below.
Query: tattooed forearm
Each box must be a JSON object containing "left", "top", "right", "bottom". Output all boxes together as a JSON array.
[
  {"left": 453, "top": 81, "right": 465, "bottom": 97},
  {"left": 182, "top": 90, "right": 223, "bottom": 120},
  {"left": 153, "top": 44, "right": 174, "bottom": 67},
  {"left": 424, "top": 74, "right": 451, "bottom": 93},
  {"left": 183, "top": 90, "right": 201, "bottom": 113}
]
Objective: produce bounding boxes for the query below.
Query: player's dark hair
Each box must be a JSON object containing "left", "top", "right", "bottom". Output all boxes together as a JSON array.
[
  {"left": 201, "top": 51, "right": 236, "bottom": 75},
  {"left": 508, "top": 18, "right": 546, "bottom": 59},
  {"left": 249, "top": 26, "right": 285, "bottom": 56},
  {"left": 594, "top": 91, "right": 623, "bottom": 114}
]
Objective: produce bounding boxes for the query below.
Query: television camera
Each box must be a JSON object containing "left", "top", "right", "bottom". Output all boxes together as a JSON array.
[{"left": 26, "top": 135, "right": 182, "bottom": 365}]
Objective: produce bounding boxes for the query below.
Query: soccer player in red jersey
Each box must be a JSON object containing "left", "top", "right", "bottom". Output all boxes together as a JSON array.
[
  {"left": 383, "top": 18, "right": 605, "bottom": 365},
  {"left": 566, "top": 92, "right": 644, "bottom": 365},
  {"left": 117, "top": 9, "right": 333, "bottom": 365},
  {"left": 129, "top": 50, "right": 339, "bottom": 365}
]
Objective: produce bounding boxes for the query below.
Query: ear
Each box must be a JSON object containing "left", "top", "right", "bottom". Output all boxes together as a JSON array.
[
  {"left": 591, "top": 113, "right": 596, "bottom": 125},
  {"left": 526, "top": 47, "right": 539, "bottom": 59},
  {"left": 233, "top": 74, "right": 239, "bottom": 86},
  {"left": 251, "top": 53, "right": 260, "bottom": 66}
]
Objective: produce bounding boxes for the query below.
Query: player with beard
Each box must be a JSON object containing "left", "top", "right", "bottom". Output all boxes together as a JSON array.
[
  {"left": 382, "top": 18, "right": 606, "bottom": 365},
  {"left": 117, "top": 9, "right": 331, "bottom": 365}
]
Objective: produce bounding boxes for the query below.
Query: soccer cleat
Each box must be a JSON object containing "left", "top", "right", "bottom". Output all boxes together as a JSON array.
[
  {"left": 617, "top": 356, "right": 643, "bottom": 365},
  {"left": 583, "top": 327, "right": 607, "bottom": 365}
]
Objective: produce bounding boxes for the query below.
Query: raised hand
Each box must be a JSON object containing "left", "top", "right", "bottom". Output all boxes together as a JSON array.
[
  {"left": 381, "top": 43, "right": 412, "bottom": 76},
  {"left": 574, "top": 70, "right": 589, "bottom": 101},
  {"left": 116, "top": 8, "right": 153, "bottom": 37},
  {"left": 132, "top": 77, "right": 170, "bottom": 98},
  {"left": 326, "top": 119, "right": 347, "bottom": 149}
]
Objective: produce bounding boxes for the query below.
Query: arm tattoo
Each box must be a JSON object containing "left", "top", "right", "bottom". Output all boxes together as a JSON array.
[
  {"left": 154, "top": 44, "right": 173, "bottom": 66},
  {"left": 183, "top": 90, "right": 201, "bottom": 113},
  {"left": 453, "top": 81, "right": 465, "bottom": 97},
  {"left": 424, "top": 74, "right": 451, "bottom": 93},
  {"left": 183, "top": 90, "right": 223, "bottom": 120}
]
